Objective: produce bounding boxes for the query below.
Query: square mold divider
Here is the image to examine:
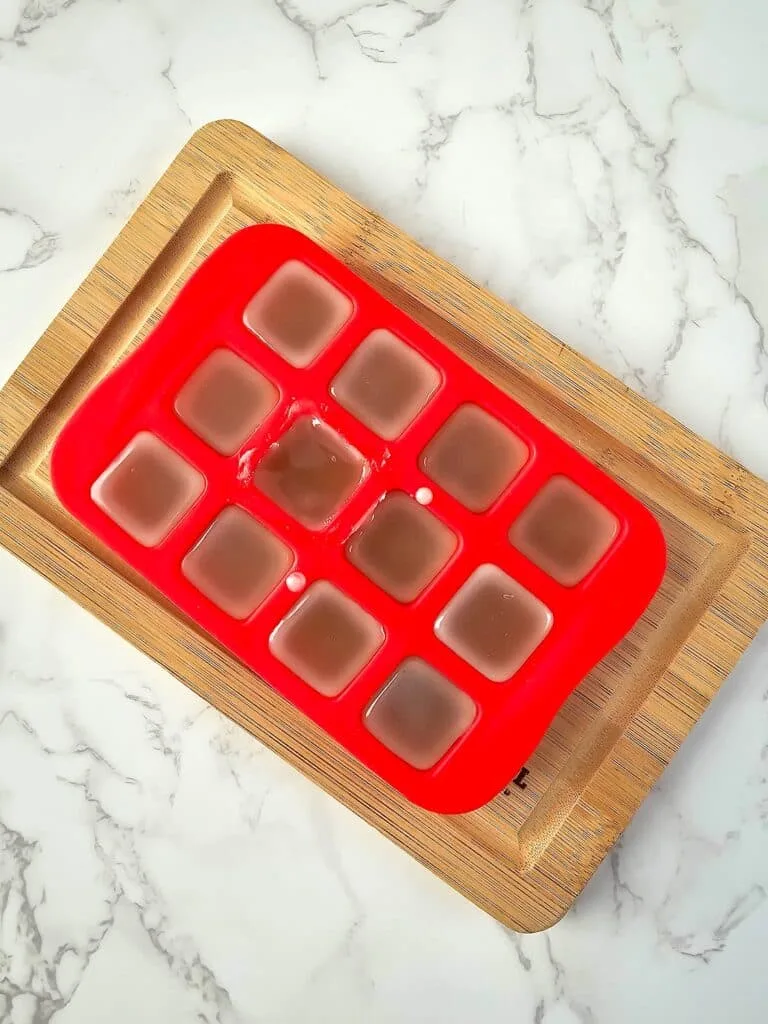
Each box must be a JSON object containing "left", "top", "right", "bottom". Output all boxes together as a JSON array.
[{"left": 1, "top": 121, "right": 767, "bottom": 931}]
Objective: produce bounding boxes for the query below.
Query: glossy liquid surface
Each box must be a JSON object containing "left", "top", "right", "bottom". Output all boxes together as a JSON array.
[
  {"left": 364, "top": 658, "right": 476, "bottom": 770},
  {"left": 346, "top": 492, "right": 456, "bottom": 602},
  {"left": 270, "top": 581, "right": 385, "bottom": 695},
  {"left": 243, "top": 260, "right": 352, "bottom": 367},
  {"left": 331, "top": 329, "right": 440, "bottom": 440},
  {"left": 174, "top": 349, "right": 278, "bottom": 455},
  {"left": 436, "top": 564, "right": 553, "bottom": 682},
  {"left": 253, "top": 417, "right": 367, "bottom": 530},
  {"left": 510, "top": 476, "right": 619, "bottom": 585},
  {"left": 420, "top": 404, "right": 528, "bottom": 512},
  {"left": 181, "top": 506, "right": 292, "bottom": 619},
  {"left": 91, "top": 432, "right": 204, "bottom": 547}
]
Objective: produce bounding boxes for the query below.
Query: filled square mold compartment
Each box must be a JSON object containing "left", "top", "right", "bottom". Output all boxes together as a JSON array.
[
  {"left": 420, "top": 404, "right": 530, "bottom": 513},
  {"left": 253, "top": 416, "right": 369, "bottom": 531},
  {"left": 174, "top": 349, "right": 279, "bottom": 456},
  {"left": 52, "top": 222, "right": 666, "bottom": 814},
  {"left": 364, "top": 658, "right": 477, "bottom": 770},
  {"left": 346, "top": 492, "right": 458, "bottom": 603},
  {"left": 330, "top": 329, "right": 442, "bottom": 440},
  {"left": 270, "top": 581, "right": 385, "bottom": 696},
  {"left": 182, "top": 506, "right": 294, "bottom": 620},
  {"left": 509, "top": 475, "right": 620, "bottom": 586},
  {"left": 243, "top": 260, "right": 354, "bottom": 367},
  {"left": 435, "top": 564, "right": 554, "bottom": 683},
  {"left": 91, "top": 432, "right": 205, "bottom": 547}
]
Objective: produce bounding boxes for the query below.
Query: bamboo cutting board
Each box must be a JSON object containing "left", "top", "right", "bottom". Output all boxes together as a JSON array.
[{"left": 2, "top": 120, "right": 768, "bottom": 932}]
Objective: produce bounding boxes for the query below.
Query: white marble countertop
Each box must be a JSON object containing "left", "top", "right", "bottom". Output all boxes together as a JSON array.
[{"left": 2, "top": 1, "right": 768, "bottom": 1021}]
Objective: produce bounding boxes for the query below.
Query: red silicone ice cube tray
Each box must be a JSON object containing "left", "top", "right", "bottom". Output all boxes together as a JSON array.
[{"left": 51, "top": 224, "right": 666, "bottom": 813}]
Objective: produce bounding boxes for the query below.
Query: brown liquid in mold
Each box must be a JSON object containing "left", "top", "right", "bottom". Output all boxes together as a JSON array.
[
  {"left": 181, "top": 506, "right": 292, "bottom": 619},
  {"left": 91, "top": 432, "right": 204, "bottom": 547},
  {"left": 243, "top": 261, "right": 352, "bottom": 368},
  {"left": 436, "top": 564, "right": 553, "bottom": 682},
  {"left": 364, "top": 658, "right": 476, "bottom": 770},
  {"left": 510, "top": 476, "right": 619, "bottom": 586},
  {"left": 253, "top": 417, "right": 367, "bottom": 530},
  {"left": 330, "top": 329, "right": 440, "bottom": 440},
  {"left": 346, "top": 492, "right": 457, "bottom": 603},
  {"left": 420, "top": 404, "right": 528, "bottom": 512},
  {"left": 174, "top": 349, "right": 278, "bottom": 456},
  {"left": 270, "top": 581, "right": 385, "bottom": 695}
]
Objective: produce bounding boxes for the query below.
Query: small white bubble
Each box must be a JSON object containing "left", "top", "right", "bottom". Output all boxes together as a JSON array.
[
  {"left": 286, "top": 572, "right": 306, "bottom": 594},
  {"left": 415, "top": 486, "right": 433, "bottom": 506}
]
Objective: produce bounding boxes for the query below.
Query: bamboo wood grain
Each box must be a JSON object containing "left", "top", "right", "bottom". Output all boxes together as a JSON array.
[{"left": 1, "top": 121, "right": 767, "bottom": 931}]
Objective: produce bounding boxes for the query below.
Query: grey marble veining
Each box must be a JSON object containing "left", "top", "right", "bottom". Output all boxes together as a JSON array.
[{"left": 1, "top": 1, "right": 768, "bottom": 1021}]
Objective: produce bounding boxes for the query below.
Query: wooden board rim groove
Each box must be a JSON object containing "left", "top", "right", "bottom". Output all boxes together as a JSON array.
[{"left": 1, "top": 120, "right": 768, "bottom": 932}]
